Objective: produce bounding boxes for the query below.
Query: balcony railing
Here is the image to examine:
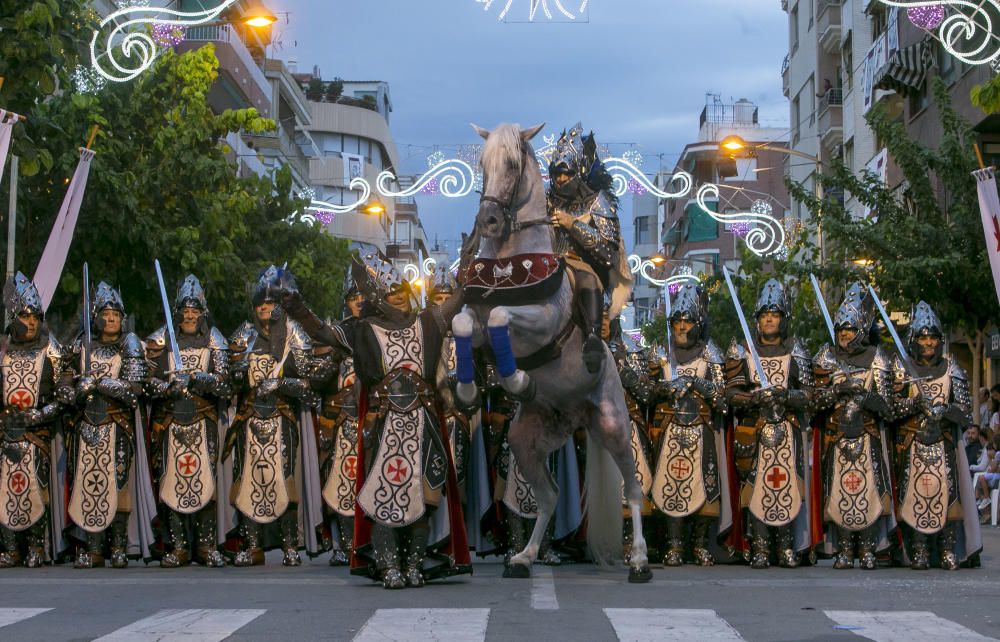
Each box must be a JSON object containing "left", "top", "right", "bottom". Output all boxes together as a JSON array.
[
  {"left": 185, "top": 24, "right": 270, "bottom": 103},
  {"left": 819, "top": 88, "right": 843, "bottom": 113}
]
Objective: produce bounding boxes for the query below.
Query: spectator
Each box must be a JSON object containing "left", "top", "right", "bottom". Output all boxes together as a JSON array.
[
  {"left": 968, "top": 425, "right": 985, "bottom": 473},
  {"left": 977, "top": 435, "right": 1000, "bottom": 517},
  {"left": 979, "top": 387, "right": 992, "bottom": 430}
]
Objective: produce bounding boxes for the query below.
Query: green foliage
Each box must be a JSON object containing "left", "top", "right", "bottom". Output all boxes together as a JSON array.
[
  {"left": 6, "top": 45, "right": 350, "bottom": 335},
  {"left": 0, "top": 0, "right": 97, "bottom": 176},
  {"left": 971, "top": 74, "right": 1000, "bottom": 115}
]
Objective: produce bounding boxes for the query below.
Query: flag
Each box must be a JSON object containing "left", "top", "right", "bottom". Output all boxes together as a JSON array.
[
  {"left": 33, "top": 148, "right": 95, "bottom": 311},
  {"left": 0, "top": 110, "right": 19, "bottom": 185},
  {"left": 974, "top": 168, "right": 1000, "bottom": 308}
]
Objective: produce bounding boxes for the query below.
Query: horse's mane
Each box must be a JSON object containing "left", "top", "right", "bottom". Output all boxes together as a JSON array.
[{"left": 480, "top": 123, "right": 528, "bottom": 179}]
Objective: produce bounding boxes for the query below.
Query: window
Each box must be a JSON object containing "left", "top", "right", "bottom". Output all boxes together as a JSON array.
[
  {"left": 938, "top": 43, "right": 958, "bottom": 86},
  {"left": 842, "top": 36, "right": 854, "bottom": 92},
  {"left": 791, "top": 95, "right": 801, "bottom": 144},
  {"left": 807, "top": 0, "right": 814, "bottom": 30},
  {"left": 908, "top": 79, "right": 929, "bottom": 115},
  {"left": 790, "top": 6, "right": 799, "bottom": 53},
  {"left": 808, "top": 75, "right": 816, "bottom": 127},
  {"left": 634, "top": 216, "right": 653, "bottom": 246}
]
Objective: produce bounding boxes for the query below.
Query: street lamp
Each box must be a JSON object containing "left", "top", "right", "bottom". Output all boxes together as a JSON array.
[
  {"left": 242, "top": 0, "right": 278, "bottom": 27},
  {"left": 718, "top": 134, "right": 825, "bottom": 263},
  {"left": 361, "top": 197, "right": 387, "bottom": 217}
]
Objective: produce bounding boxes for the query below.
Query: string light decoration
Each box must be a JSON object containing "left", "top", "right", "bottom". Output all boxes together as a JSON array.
[
  {"left": 72, "top": 65, "right": 107, "bottom": 94},
  {"left": 377, "top": 159, "right": 477, "bottom": 198},
  {"left": 305, "top": 177, "right": 371, "bottom": 215},
  {"left": 622, "top": 148, "right": 643, "bottom": 168},
  {"left": 477, "top": 0, "right": 589, "bottom": 21},
  {"left": 152, "top": 22, "right": 186, "bottom": 47},
  {"left": 877, "top": 1, "right": 1000, "bottom": 66},
  {"left": 91, "top": 0, "right": 240, "bottom": 82},
  {"left": 604, "top": 157, "right": 692, "bottom": 200},
  {"left": 627, "top": 254, "right": 700, "bottom": 289},
  {"left": 696, "top": 184, "right": 786, "bottom": 257}
]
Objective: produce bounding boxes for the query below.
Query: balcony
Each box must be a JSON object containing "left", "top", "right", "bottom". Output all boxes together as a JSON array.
[
  {"left": 781, "top": 54, "right": 790, "bottom": 98},
  {"left": 818, "top": 88, "right": 843, "bottom": 151},
  {"left": 183, "top": 24, "right": 271, "bottom": 115},
  {"left": 247, "top": 125, "right": 310, "bottom": 185},
  {"left": 817, "top": 0, "right": 842, "bottom": 55}
]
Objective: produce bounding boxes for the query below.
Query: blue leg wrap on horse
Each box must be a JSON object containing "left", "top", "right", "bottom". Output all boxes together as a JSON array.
[
  {"left": 455, "top": 334, "right": 475, "bottom": 385},
  {"left": 488, "top": 324, "right": 517, "bottom": 379}
]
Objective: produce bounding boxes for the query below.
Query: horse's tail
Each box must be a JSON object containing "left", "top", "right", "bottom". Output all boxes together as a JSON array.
[{"left": 584, "top": 430, "right": 624, "bottom": 566}]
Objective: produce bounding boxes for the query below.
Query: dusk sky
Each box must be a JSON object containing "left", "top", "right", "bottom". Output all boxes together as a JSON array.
[{"left": 273, "top": 0, "right": 790, "bottom": 256}]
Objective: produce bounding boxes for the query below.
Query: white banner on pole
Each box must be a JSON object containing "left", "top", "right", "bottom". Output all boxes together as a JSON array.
[
  {"left": 33, "top": 148, "right": 96, "bottom": 311},
  {"left": 974, "top": 168, "right": 1000, "bottom": 308},
  {"left": 0, "top": 110, "right": 18, "bottom": 185}
]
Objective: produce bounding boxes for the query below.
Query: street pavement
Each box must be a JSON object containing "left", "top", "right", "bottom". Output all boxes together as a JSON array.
[{"left": 4, "top": 529, "right": 1000, "bottom": 641}]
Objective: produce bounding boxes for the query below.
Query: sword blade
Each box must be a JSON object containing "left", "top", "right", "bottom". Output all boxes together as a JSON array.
[
  {"left": 810, "top": 274, "right": 836, "bottom": 344},
  {"left": 723, "top": 266, "right": 770, "bottom": 389},
  {"left": 154, "top": 260, "right": 184, "bottom": 375},
  {"left": 663, "top": 286, "right": 677, "bottom": 381},
  {"left": 867, "top": 284, "right": 919, "bottom": 379},
  {"left": 83, "top": 262, "right": 92, "bottom": 374}
]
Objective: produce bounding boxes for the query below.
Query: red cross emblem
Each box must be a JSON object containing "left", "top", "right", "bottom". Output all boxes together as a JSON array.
[
  {"left": 8, "top": 389, "right": 33, "bottom": 410},
  {"left": 766, "top": 466, "right": 788, "bottom": 489},
  {"left": 842, "top": 472, "right": 862, "bottom": 493},
  {"left": 343, "top": 456, "right": 358, "bottom": 481},
  {"left": 669, "top": 458, "right": 691, "bottom": 479},
  {"left": 918, "top": 473, "right": 939, "bottom": 497},
  {"left": 9, "top": 471, "right": 27, "bottom": 494},
  {"left": 178, "top": 454, "right": 199, "bottom": 476},
  {"left": 385, "top": 458, "right": 410, "bottom": 484}
]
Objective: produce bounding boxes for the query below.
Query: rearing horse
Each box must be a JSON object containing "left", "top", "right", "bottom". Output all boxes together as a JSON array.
[{"left": 452, "top": 123, "right": 651, "bottom": 582}]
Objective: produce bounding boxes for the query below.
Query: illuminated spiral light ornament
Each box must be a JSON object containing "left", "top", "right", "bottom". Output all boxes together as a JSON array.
[
  {"left": 728, "top": 221, "right": 752, "bottom": 237},
  {"left": 315, "top": 210, "right": 336, "bottom": 225},
  {"left": 906, "top": 3, "right": 945, "bottom": 30},
  {"left": 72, "top": 65, "right": 107, "bottom": 94},
  {"left": 152, "top": 23, "right": 186, "bottom": 47}
]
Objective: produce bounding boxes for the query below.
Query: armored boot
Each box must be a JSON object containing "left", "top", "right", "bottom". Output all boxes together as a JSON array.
[
  {"left": 281, "top": 511, "right": 302, "bottom": 567},
  {"left": 372, "top": 525, "right": 404, "bottom": 589},
  {"left": 578, "top": 286, "right": 606, "bottom": 374},
  {"left": 194, "top": 507, "right": 225, "bottom": 568},
  {"left": 833, "top": 528, "right": 855, "bottom": 570},
  {"left": 234, "top": 521, "right": 265, "bottom": 567},
  {"left": 74, "top": 532, "right": 103, "bottom": 569},
  {"left": 663, "top": 518, "right": 685, "bottom": 567},
  {"left": 692, "top": 518, "right": 714, "bottom": 567},
  {"left": 0, "top": 528, "right": 21, "bottom": 567},
  {"left": 910, "top": 533, "right": 930, "bottom": 570},
  {"left": 404, "top": 520, "right": 430, "bottom": 588},
  {"left": 330, "top": 515, "right": 354, "bottom": 566},
  {"left": 776, "top": 526, "right": 799, "bottom": 568},
  {"left": 939, "top": 525, "right": 959, "bottom": 571},
  {"left": 539, "top": 520, "right": 561, "bottom": 566},
  {"left": 504, "top": 509, "right": 529, "bottom": 567},
  {"left": 24, "top": 523, "right": 45, "bottom": 568},
  {"left": 110, "top": 514, "right": 129, "bottom": 569},
  {"left": 858, "top": 527, "right": 878, "bottom": 571},
  {"left": 750, "top": 521, "right": 770, "bottom": 569},
  {"left": 161, "top": 512, "right": 191, "bottom": 568}
]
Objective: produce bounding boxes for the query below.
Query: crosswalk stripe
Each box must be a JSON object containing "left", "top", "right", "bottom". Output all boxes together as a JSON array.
[
  {"left": 353, "top": 608, "right": 491, "bottom": 642},
  {"left": 824, "top": 611, "right": 996, "bottom": 641},
  {"left": 604, "top": 608, "right": 744, "bottom": 641},
  {"left": 0, "top": 608, "right": 51, "bottom": 629},
  {"left": 531, "top": 566, "right": 559, "bottom": 610},
  {"left": 93, "top": 608, "right": 266, "bottom": 641}
]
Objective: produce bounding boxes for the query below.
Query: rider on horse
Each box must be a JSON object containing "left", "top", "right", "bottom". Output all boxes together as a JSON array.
[{"left": 547, "top": 123, "right": 632, "bottom": 374}]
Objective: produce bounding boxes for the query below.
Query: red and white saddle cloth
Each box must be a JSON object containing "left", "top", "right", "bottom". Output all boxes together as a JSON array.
[{"left": 462, "top": 253, "right": 564, "bottom": 304}]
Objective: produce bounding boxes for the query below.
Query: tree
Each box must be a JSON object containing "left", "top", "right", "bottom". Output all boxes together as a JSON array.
[
  {"left": 6, "top": 45, "right": 351, "bottom": 335},
  {"left": 787, "top": 78, "right": 998, "bottom": 396}
]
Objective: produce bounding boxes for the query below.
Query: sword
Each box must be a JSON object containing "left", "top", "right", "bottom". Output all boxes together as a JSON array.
[
  {"left": 867, "top": 284, "right": 919, "bottom": 380},
  {"left": 810, "top": 274, "right": 836, "bottom": 344},
  {"left": 154, "top": 260, "right": 185, "bottom": 376},
  {"left": 82, "top": 262, "right": 92, "bottom": 375},
  {"left": 722, "top": 266, "right": 770, "bottom": 389},
  {"left": 663, "top": 285, "right": 677, "bottom": 382}
]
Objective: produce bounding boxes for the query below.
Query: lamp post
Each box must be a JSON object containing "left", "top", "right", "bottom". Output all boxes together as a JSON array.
[{"left": 718, "top": 134, "right": 825, "bottom": 264}]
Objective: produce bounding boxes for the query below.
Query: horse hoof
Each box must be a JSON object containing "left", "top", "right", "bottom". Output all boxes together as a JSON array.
[
  {"left": 628, "top": 565, "right": 653, "bottom": 584},
  {"left": 503, "top": 564, "right": 531, "bottom": 579}
]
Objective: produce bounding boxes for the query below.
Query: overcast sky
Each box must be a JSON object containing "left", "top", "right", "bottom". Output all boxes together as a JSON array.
[{"left": 273, "top": 0, "right": 790, "bottom": 255}]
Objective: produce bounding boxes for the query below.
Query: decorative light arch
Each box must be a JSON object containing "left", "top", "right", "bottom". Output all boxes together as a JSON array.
[{"left": 877, "top": 1, "right": 1000, "bottom": 66}]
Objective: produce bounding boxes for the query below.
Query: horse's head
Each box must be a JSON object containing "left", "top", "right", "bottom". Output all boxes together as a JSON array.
[{"left": 472, "top": 122, "right": 545, "bottom": 240}]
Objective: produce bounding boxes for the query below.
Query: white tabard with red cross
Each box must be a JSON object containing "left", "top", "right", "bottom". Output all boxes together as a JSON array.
[
  {"left": 0, "top": 348, "right": 48, "bottom": 531},
  {"left": 357, "top": 321, "right": 428, "bottom": 527},
  {"left": 68, "top": 346, "right": 122, "bottom": 533},
  {"left": 652, "top": 357, "right": 709, "bottom": 517},
  {"left": 323, "top": 421, "right": 359, "bottom": 517},
  {"left": 899, "top": 374, "right": 952, "bottom": 535},
  {"left": 160, "top": 347, "right": 216, "bottom": 514},
  {"left": 825, "top": 433, "right": 883, "bottom": 531}
]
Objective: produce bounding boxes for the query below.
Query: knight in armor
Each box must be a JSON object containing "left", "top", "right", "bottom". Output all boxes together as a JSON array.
[
  {"left": 65, "top": 282, "right": 147, "bottom": 568},
  {"left": 547, "top": 123, "right": 633, "bottom": 374},
  {"left": 281, "top": 253, "right": 472, "bottom": 589},
  {"left": 146, "top": 274, "right": 230, "bottom": 568},
  {"left": 812, "top": 283, "right": 896, "bottom": 570},
  {"left": 227, "top": 266, "right": 323, "bottom": 567},
  {"left": 892, "top": 301, "right": 982, "bottom": 569},
  {"left": 314, "top": 272, "right": 364, "bottom": 566},
  {"left": 725, "top": 278, "right": 816, "bottom": 568},
  {"left": 648, "top": 284, "right": 730, "bottom": 566},
  {"left": 0, "top": 273, "right": 72, "bottom": 567}
]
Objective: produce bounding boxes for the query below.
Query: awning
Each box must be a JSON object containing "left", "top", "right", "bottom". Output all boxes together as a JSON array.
[{"left": 873, "top": 40, "right": 934, "bottom": 96}]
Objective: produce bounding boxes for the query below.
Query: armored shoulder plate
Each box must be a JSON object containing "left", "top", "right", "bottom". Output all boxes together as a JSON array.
[
  {"left": 892, "top": 353, "right": 907, "bottom": 382},
  {"left": 591, "top": 208, "right": 621, "bottom": 245},
  {"left": 122, "top": 332, "right": 144, "bottom": 359},
  {"left": 702, "top": 339, "right": 725, "bottom": 365},
  {"left": 229, "top": 321, "right": 256, "bottom": 353},
  {"left": 952, "top": 365, "right": 972, "bottom": 415},
  {"left": 947, "top": 354, "right": 968, "bottom": 382},
  {"left": 121, "top": 332, "right": 146, "bottom": 382},
  {"left": 146, "top": 325, "right": 167, "bottom": 351},
  {"left": 791, "top": 338, "right": 813, "bottom": 385},
  {"left": 590, "top": 192, "right": 618, "bottom": 220},
  {"left": 285, "top": 319, "right": 312, "bottom": 352},
  {"left": 726, "top": 337, "right": 746, "bottom": 362},
  {"left": 208, "top": 326, "right": 228, "bottom": 351},
  {"left": 791, "top": 338, "right": 810, "bottom": 363},
  {"left": 871, "top": 345, "right": 892, "bottom": 374},
  {"left": 45, "top": 335, "right": 68, "bottom": 382},
  {"left": 813, "top": 343, "right": 837, "bottom": 372}
]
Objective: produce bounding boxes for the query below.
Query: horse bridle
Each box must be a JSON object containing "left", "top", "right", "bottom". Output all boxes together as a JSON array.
[{"left": 479, "top": 141, "right": 550, "bottom": 236}]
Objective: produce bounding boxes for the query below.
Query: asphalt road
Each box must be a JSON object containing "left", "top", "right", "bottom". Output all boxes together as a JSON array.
[{"left": 3, "top": 529, "right": 1000, "bottom": 641}]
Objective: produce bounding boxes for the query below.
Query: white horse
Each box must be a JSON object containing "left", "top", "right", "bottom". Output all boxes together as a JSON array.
[{"left": 452, "top": 123, "right": 650, "bottom": 582}]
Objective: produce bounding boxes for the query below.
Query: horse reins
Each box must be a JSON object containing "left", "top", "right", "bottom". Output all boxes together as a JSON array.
[{"left": 479, "top": 141, "right": 551, "bottom": 234}]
